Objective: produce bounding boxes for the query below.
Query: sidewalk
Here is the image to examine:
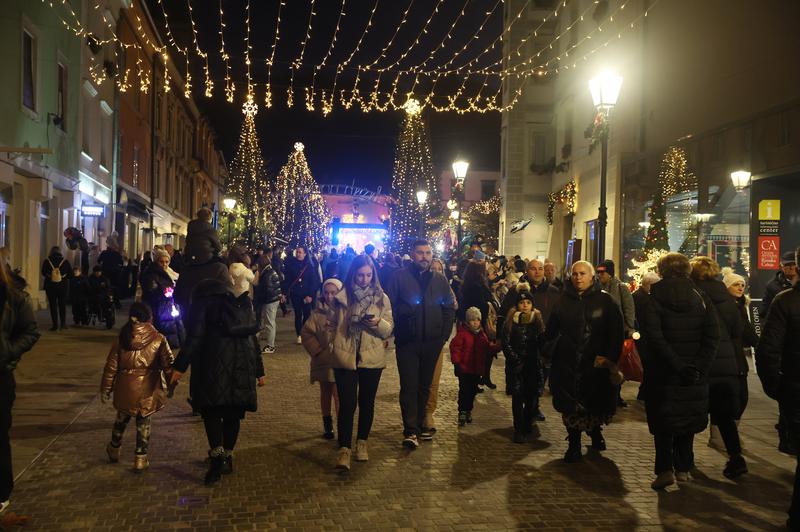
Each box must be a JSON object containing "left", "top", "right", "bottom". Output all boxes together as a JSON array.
[{"left": 5, "top": 306, "right": 796, "bottom": 531}]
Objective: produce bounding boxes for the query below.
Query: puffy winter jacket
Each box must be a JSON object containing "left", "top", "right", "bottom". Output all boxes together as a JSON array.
[
  {"left": 0, "top": 284, "right": 41, "bottom": 372},
  {"left": 140, "top": 264, "right": 185, "bottom": 348},
  {"left": 643, "top": 277, "right": 719, "bottom": 435},
  {"left": 254, "top": 263, "right": 282, "bottom": 305},
  {"left": 330, "top": 287, "right": 393, "bottom": 370},
  {"left": 450, "top": 323, "right": 501, "bottom": 376},
  {"left": 184, "top": 219, "right": 222, "bottom": 265}
]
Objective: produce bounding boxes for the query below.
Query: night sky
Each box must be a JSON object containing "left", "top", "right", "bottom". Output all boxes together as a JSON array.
[{"left": 145, "top": 0, "right": 502, "bottom": 191}]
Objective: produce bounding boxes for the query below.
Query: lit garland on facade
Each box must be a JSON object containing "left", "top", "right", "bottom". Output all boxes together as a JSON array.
[
  {"left": 546, "top": 179, "right": 577, "bottom": 225},
  {"left": 389, "top": 99, "right": 438, "bottom": 252},
  {"left": 271, "top": 143, "right": 331, "bottom": 252},
  {"left": 467, "top": 194, "right": 502, "bottom": 216},
  {"left": 227, "top": 97, "right": 269, "bottom": 233}
]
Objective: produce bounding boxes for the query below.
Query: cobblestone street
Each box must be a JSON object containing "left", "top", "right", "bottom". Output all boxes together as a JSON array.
[{"left": 5, "top": 307, "right": 795, "bottom": 531}]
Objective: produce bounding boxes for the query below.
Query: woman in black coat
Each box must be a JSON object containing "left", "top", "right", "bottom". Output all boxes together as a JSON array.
[
  {"left": 282, "top": 246, "right": 321, "bottom": 342},
  {"left": 458, "top": 261, "right": 499, "bottom": 388},
  {"left": 41, "top": 246, "right": 73, "bottom": 331},
  {"left": 691, "top": 257, "right": 748, "bottom": 479},
  {"left": 139, "top": 250, "right": 184, "bottom": 349},
  {"left": 644, "top": 253, "right": 719, "bottom": 490},
  {"left": 172, "top": 278, "right": 265, "bottom": 485},
  {"left": 545, "top": 261, "right": 624, "bottom": 463}
]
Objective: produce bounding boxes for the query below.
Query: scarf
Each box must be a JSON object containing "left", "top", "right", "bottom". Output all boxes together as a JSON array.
[{"left": 348, "top": 284, "right": 377, "bottom": 356}]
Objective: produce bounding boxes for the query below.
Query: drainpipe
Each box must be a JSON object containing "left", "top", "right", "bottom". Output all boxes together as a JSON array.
[
  {"left": 149, "top": 52, "right": 157, "bottom": 237},
  {"left": 110, "top": 42, "right": 120, "bottom": 242}
]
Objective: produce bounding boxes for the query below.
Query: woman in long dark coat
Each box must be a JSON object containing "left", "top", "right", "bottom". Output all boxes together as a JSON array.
[
  {"left": 644, "top": 253, "right": 719, "bottom": 490},
  {"left": 545, "top": 260, "right": 624, "bottom": 463},
  {"left": 458, "top": 261, "right": 499, "bottom": 388},
  {"left": 171, "top": 278, "right": 265, "bottom": 485},
  {"left": 139, "top": 249, "right": 184, "bottom": 348}
]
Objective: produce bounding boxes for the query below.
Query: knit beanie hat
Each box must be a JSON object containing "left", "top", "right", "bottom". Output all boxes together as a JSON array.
[
  {"left": 597, "top": 259, "right": 615, "bottom": 276},
  {"left": 465, "top": 306, "right": 482, "bottom": 322},
  {"left": 517, "top": 290, "right": 535, "bottom": 304},
  {"left": 514, "top": 259, "right": 527, "bottom": 273},
  {"left": 323, "top": 278, "right": 343, "bottom": 291},
  {"left": 721, "top": 267, "right": 745, "bottom": 289}
]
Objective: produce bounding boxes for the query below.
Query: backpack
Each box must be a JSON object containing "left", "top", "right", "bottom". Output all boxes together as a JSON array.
[{"left": 48, "top": 259, "right": 65, "bottom": 283}]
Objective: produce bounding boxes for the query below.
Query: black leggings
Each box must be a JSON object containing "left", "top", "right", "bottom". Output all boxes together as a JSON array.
[
  {"left": 203, "top": 415, "right": 241, "bottom": 452},
  {"left": 291, "top": 294, "right": 312, "bottom": 336},
  {"left": 46, "top": 286, "right": 68, "bottom": 327},
  {"left": 333, "top": 367, "right": 383, "bottom": 449}
]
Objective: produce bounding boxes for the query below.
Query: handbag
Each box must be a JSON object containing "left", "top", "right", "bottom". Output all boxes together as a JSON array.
[{"left": 618, "top": 338, "right": 644, "bottom": 382}]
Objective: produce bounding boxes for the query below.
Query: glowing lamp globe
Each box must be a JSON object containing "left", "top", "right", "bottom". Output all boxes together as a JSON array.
[
  {"left": 416, "top": 189, "right": 428, "bottom": 206},
  {"left": 450, "top": 210, "right": 460, "bottom": 220},
  {"left": 589, "top": 71, "right": 623, "bottom": 110},
  {"left": 223, "top": 197, "right": 237, "bottom": 211},
  {"left": 730, "top": 170, "right": 751, "bottom": 191},
  {"left": 452, "top": 160, "right": 469, "bottom": 185}
]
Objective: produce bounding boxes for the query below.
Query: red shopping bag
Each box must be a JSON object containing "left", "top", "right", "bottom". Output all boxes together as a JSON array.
[{"left": 618, "top": 338, "right": 643, "bottom": 382}]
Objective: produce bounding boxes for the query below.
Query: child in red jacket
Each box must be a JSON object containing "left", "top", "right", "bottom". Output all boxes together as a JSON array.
[{"left": 450, "top": 307, "right": 502, "bottom": 426}]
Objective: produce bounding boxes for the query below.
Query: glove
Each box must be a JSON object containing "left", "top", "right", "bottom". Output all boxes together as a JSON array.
[{"left": 678, "top": 366, "right": 701, "bottom": 386}]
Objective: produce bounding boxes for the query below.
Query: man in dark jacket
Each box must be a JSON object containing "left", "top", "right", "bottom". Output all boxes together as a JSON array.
[
  {"left": 0, "top": 274, "right": 41, "bottom": 511},
  {"left": 762, "top": 251, "right": 797, "bottom": 317},
  {"left": 756, "top": 246, "right": 800, "bottom": 528},
  {"left": 184, "top": 208, "right": 223, "bottom": 265},
  {"left": 544, "top": 260, "right": 564, "bottom": 291},
  {"left": 282, "top": 246, "right": 320, "bottom": 343},
  {"left": 386, "top": 239, "right": 456, "bottom": 448},
  {"left": 254, "top": 248, "right": 283, "bottom": 354}
]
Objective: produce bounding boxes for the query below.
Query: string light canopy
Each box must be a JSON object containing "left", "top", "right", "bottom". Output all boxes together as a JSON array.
[{"left": 50, "top": 0, "right": 664, "bottom": 114}]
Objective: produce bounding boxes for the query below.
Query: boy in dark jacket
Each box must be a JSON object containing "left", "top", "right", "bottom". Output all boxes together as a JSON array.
[
  {"left": 184, "top": 208, "right": 222, "bottom": 265},
  {"left": 502, "top": 291, "right": 545, "bottom": 443},
  {"left": 449, "top": 307, "right": 501, "bottom": 427},
  {"left": 70, "top": 267, "right": 89, "bottom": 326}
]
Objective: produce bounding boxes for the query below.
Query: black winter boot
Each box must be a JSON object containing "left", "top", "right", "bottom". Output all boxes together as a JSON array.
[
  {"left": 205, "top": 452, "right": 225, "bottom": 485},
  {"left": 589, "top": 426, "right": 606, "bottom": 451},
  {"left": 323, "top": 416, "right": 335, "bottom": 440},
  {"left": 564, "top": 430, "right": 582, "bottom": 463},
  {"left": 221, "top": 452, "right": 233, "bottom": 475}
]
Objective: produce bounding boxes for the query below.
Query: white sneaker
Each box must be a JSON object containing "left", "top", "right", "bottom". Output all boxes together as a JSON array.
[
  {"left": 355, "top": 439, "right": 368, "bottom": 462},
  {"left": 296, "top": 336, "right": 302, "bottom": 345},
  {"left": 651, "top": 471, "right": 675, "bottom": 490},
  {"left": 262, "top": 345, "right": 276, "bottom": 354},
  {"left": 336, "top": 447, "right": 351, "bottom": 470},
  {"left": 0, "top": 500, "right": 9, "bottom": 513},
  {"left": 402, "top": 434, "right": 419, "bottom": 449}
]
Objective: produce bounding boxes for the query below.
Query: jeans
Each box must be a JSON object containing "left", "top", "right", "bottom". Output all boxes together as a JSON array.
[
  {"left": 333, "top": 367, "right": 383, "bottom": 449},
  {"left": 0, "top": 372, "right": 15, "bottom": 502},
  {"left": 457, "top": 373, "right": 481, "bottom": 412},
  {"left": 45, "top": 285, "right": 68, "bottom": 328},
  {"left": 396, "top": 340, "right": 444, "bottom": 437},
  {"left": 257, "top": 301, "right": 279, "bottom": 347},
  {"left": 290, "top": 294, "right": 312, "bottom": 336},
  {"left": 654, "top": 433, "right": 695, "bottom": 474},
  {"left": 111, "top": 411, "right": 152, "bottom": 455}
]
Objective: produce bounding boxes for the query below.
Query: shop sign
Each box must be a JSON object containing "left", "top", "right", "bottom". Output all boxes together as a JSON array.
[
  {"left": 758, "top": 236, "right": 781, "bottom": 270},
  {"left": 82, "top": 205, "right": 104, "bottom": 217}
]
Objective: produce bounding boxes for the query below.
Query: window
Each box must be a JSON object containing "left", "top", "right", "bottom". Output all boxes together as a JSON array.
[
  {"left": 22, "top": 29, "right": 36, "bottom": 112},
  {"left": 132, "top": 144, "right": 140, "bottom": 188},
  {"left": 480, "top": 180, "right": 495, "bottom": 201},
  {"left": 531, "top": 132, "right": 548, "bottom": 166},
  {"left": 57, "top": 62, "right": 67, "bottom": 130},
  {"left": 778, "top": 111, "right": 791, "bottom": 147}
]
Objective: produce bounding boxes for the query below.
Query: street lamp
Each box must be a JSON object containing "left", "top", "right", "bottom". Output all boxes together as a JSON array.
[
  {"left": 589, "top": 71, "right": 623, "bottom": 262},
  {"left": 730, "top": 170, "right": 752, "bottom": 191},
  {"left": 452, "top": 159, "right": 469, "bottom": 254},
  {"left": 222, "top": 196, "right": 237, "bottom": 248},
  {"left": 416, "top": 187, "right": 428, "bottom": 238}
]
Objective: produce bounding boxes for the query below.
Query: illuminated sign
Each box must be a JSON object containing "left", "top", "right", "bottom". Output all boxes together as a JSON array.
[{"left": 82, "top": 205, "right": 104, "bottom": 217}]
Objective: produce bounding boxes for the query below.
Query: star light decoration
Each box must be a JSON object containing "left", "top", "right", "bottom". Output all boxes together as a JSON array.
[
  {"left": 403, "top": 97, "right": 421, "bottom": 116},
  {"left": 294, "top": 142, "right": 305, "bottom": 152}
]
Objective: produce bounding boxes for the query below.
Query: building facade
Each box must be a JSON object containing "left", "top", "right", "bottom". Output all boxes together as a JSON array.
[{"left": 501, "top": 0, "right": 800, "bottom": 288}]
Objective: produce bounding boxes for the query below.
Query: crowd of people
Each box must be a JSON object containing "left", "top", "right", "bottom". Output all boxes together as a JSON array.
[{"left": 0, "top": 207, "right": 799, "bottom": 527}]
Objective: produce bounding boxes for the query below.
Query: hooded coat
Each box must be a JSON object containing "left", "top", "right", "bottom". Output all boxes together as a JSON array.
[
  {"left": 100, "top": 322, "right": 173, "bottom": 416},
  {"left": 643, "top": 277, "right": 719, "bottom": 435},
  {"left": 301, "top": 297, "right": 337, "bottom": 383},
  {"left": 330, "top": 286, "right": 394, "bottom": 369},
  {"left": 173, "top": 279, "right": 265, "bottom": 413},
  {"left": 502, "top": 310, "right": 545, "bottom": 393},
  {"left": 545, "top": 281, "right": 624, "bottom": 417}
]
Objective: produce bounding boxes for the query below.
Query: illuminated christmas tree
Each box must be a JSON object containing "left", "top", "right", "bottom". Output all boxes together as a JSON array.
[
  {"left": 389, "top": 98, "right": 438, "bottom": 252},
  {"left": 271, "top": 142, "right": 331, "bottom": 251},
  {"left": 644, "top": 187, "right": 669, "bottom": 252},
  {"left": 644, "top": 146, "right": 696, "bottom": 253},
  {"left": 227, "top": 95, "right": 270, "bottom": 241}
]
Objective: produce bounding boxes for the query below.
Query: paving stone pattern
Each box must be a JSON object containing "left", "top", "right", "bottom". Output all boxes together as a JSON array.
[{"left": 6, "top": 308, "right": 796, "bottom": 531}]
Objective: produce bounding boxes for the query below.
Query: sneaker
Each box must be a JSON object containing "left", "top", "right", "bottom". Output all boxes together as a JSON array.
[
  {"left": 0, "top": 500, "right": 8, "bottom": 514},
  {"left": 476, "top": 386, "right": 484, "bottom": 394},
  {"left": 419, "top": 428, "right": 434, "bottom": 441},
  {"left": 651, "top": 471, "right": 675, "bottom": 490},
  {"left": 336, "top": 447, "right": 351, "bottom": 470},
  {"left": 262, "top": 345, "right": 276, "bottom": 354},
  {"left": 134, "top": 454, "right": 149, "bottom": 472},
  {"left": 355, "top": 440, "right": 368, "bottom": 462},
  {"left": 466, "top": 411, "right": 473, "bottom": 424},
  {"left": 458, "top": 411, "right": 468, "bottom": 427},
  {"left": 484, "top": 381, "right": 497, "bottom": 390},
  {"left": 675, "top": 470, "right": 693, "bottom": 482},
  {"left": 534, "top": 408, "right": 546, "bottom": 422},
  {"left": 723, "top": 455, "right": 747, "bottom": 479},
  {"left": 296, "top": 336, "right": 302, "bottom": 345},
  {"left": 402, "top": 434, "right": 419, "bottom": 449}
]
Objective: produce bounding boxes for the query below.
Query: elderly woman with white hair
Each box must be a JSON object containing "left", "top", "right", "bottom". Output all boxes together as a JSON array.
[
  {"left": 139, "top": 248, "right": 184, "bottom": 348},
  {"left": 544, "top": 260, "right": 625, "bottom": 463}
]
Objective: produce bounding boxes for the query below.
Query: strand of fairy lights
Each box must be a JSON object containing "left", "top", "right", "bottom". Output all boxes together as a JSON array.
[
  {"left": 372, "top": 0, "right": 446, "bottom": 72},
  {"left": 186, "top": 0, "right": 213, "bottom": 97},
  {"left": 219, "top": 0, "right": 235, "bottom": 103},
  {"left": 265, "top": 0, "right": 286, "bottom": 108},
  {"left": 288, "top": 0, "right": 316, "bottom": 109},
  {"left": 311, "top": 0, "right": 347, "bottom": 112}
]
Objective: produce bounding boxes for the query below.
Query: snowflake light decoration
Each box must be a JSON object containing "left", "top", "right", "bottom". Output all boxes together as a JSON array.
[{"left": 242, "top": 93, "right": 258, "bottom": 116}]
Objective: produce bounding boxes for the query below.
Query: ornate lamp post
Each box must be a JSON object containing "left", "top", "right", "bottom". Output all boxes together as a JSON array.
[
  {"left": 222, "top": 196, "right": 237, "bottom": 248},
  {"left": 452, "top": 159, "right": 469, "bottom": 255},
  {"left": 589, "top": 71, "right": 623, "bottom": 262}
]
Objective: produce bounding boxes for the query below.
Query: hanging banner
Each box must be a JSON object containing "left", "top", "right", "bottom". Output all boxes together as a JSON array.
[
  {"left": 757, "top": 199, "right": 781, "bottom": 270},
  {"left": 758, "top": 236, "right": 781, "bottom": 270}
]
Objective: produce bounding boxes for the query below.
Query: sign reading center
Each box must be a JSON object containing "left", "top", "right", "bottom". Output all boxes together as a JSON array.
[{"left": 757, "top": 199, "right": 781, "bottom": 270}]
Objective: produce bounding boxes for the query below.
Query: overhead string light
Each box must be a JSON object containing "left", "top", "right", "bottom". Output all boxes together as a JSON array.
[
  {"left": 186, "top": 0, "right": 213, "bottom": 97},
  {"left": 219, "top": 0, "right": 235, "bottom": 103},
  {"left": 311, "top": 0, "right": 347, "bottom": 114},
  {"left": 265, "top": 0, "right": 286, "bottom": 108},
  {"left": 244, "top": 0, "right": 254, "bottom": 100},
  {"left": 288, "top": 0, "right": 316, "bottom": 109}
]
